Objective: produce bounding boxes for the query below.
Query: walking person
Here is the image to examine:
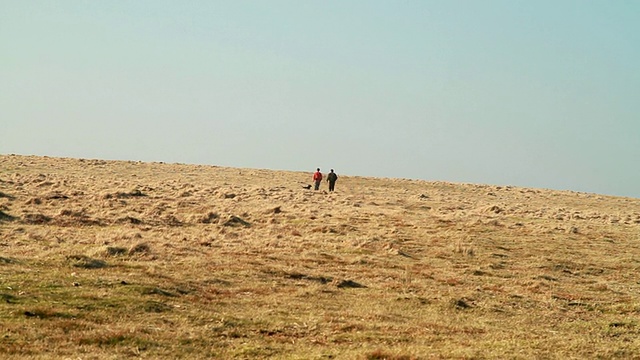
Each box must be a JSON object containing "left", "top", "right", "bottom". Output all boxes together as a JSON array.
[
  {"left": 313, "top": 168, "right": 323, "bottom": 190},
  {"left": 327, "top": 169, "right": 338, "bottom": 192}
]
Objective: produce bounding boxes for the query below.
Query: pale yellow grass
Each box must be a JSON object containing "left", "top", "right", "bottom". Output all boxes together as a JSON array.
[{"left": 1, "top": 155, "right": 640, "bottom": 359}]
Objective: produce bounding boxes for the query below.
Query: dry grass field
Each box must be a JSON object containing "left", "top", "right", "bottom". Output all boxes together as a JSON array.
[{"left": 1, "top": 154, "right": 640, "bottom": 359}]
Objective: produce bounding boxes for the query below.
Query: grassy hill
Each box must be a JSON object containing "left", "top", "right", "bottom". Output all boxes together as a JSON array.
[{"left": 1, "top": 154, "right": 640, "bottom": 359}]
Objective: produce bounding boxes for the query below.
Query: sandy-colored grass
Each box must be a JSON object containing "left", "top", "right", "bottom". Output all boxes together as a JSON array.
[{"left": 1, "top": 154, "right": 640, "bottom": 359}]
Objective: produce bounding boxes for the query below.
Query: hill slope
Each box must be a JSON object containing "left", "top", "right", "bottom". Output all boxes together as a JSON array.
[{"left": 1, "top": 155, "right": 640, "bottom": 359}]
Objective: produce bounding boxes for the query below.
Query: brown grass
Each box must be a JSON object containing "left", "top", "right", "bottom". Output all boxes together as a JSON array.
[{"left": 1, "top": 154, "right": 640, "bottom": 359}]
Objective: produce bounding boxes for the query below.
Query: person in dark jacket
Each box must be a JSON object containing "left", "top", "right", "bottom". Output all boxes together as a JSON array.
[{"left": 327, "top": 169, "right": 338, "bottom": 192}]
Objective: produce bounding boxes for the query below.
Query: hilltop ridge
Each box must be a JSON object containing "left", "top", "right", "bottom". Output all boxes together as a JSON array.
[{"left": 1, "top": 154, "right": 640, "bottom": 358}]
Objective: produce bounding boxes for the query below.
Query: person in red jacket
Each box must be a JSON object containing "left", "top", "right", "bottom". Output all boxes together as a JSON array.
[{"left": 313, "top": 168, "right": 323, "bottom": 190}]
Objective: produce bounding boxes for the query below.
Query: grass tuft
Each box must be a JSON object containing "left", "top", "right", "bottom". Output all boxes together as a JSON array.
[{"left": 66, "top": 255, "right": 108, "bottom": 269}]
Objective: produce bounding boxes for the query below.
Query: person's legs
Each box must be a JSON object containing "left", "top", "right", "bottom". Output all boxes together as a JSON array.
[{"left": 314, "top": 180, "right": 321, "bottom": 190}]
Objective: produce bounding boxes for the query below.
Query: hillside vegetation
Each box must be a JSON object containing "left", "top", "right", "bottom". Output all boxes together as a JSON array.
[{"left": 1, "top": 154, "right": 640, "bottom": 359}]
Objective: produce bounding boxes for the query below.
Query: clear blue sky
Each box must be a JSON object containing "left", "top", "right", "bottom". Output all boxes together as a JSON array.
[{"left": 2, "top": 1, "right": 639, "bottom": 198}]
